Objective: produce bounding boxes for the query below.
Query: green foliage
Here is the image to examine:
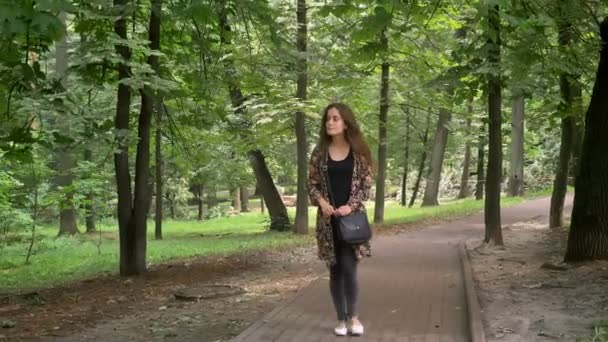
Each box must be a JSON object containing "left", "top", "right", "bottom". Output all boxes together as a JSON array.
[
  {"left": 0, "top": 0, "right": 68, "bottom": 42},
  {"left": 205, "top": 205, "right": 229, "bottom": 220},
  {"left": 0, "top": 0, "right": 606, "bottom": 298},
  {"left": 576, "top": 320, "right": 608, "bottom": 342},
  {"left": 0, "top": 169, "right": 32, "bottom": 237}
]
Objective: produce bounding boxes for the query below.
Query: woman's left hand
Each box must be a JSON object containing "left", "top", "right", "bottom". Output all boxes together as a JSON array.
[{"left": 335, "top": 205, "right": 352, "bottom": 217}]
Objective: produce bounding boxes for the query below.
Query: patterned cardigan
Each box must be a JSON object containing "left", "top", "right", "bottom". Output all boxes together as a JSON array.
[{"left": 307, "top": 145, "right": 372, "bottom": 266}]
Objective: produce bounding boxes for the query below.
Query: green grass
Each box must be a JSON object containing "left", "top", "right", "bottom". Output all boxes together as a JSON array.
[
  {"left": 0, "top": 218, "right": 313, "bottom": 290},
  {"left": 1, "top": 196, "right": 528, "bottom": 291},
  {"left": 377, "top": 196, "right": 524, "bottom": 225},
  {"left": 524, "top": 185, "right": 575, "bottom": 199}
]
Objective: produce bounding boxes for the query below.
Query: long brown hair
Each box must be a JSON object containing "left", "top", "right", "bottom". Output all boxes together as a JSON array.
[{"left": 318, "top": 103, "right": 372, "bottom": 168}]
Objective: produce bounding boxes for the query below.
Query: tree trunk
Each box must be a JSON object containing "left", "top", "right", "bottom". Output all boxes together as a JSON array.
[
  {"left": 232, "top": 187, "right": 242, "bottom": 212},
  {"left": 401, "top": 107, "right": 410, "bottom": 206},
  {"left": 551, "top": 0, "right": 577, "bottom": 229},
  {"left": 56, "top": 145, "right": 79, "bottom": 236},
  {"left": 475, "top": 124, "right": 486, "bottom": 200},
  {"left": 564, "top": 18, "right": 608, "bottom": 262},
  {"left": 458, "top": 116, "right": 473, "bottom": 199},
  {"left": 374, "top": 44, "right": 390, "bottom": 223},
  {"left": 249, "top": 150, "right": 289, "bottom": 230},
  {"left": 207, "top": 189, "right": 217, "bottom": 209},
  {"left": 260, "top": 195, "right": 265, "bottom": 214},
  {"left": 422, "top": 108, "right": 451, "bottom": 206},
  {"left": 195, "top": 184, "right": 204, "bottom": 220},
  {"left": 484, "top": 4, "right": 503, "bottom": 245},
  {"left": 55, "top": 12, "right": 79, "bottom": 237},
  {"left": 113, "top": 0, "right": 161, "bottom": 275},
  {"left": 409, "top": 110, "right": 431, "bottom": 208},
  {"left": 84, "top": 149, "right": 96, "bottom": 233},
  {"left": 240, "top": 186, "right": 249, "bottom": 212},
  {"left": 168, "top": 196, "right": 175, "bottom": 219},
  {"left": 550, "top": 116, "right": 573, "bottom": 228},
  {"left": 130, "top": 0, "right": 162, "bottom": 263},
  {"left": 155, "top": 100, "right": 163, "bottom": 240},
  {"left": 113, "top": 0, "right": 138, "bottom": 276},
  {"left": 58, "top": 201, "right": 79, "bottom": 236},
  {"left": 570, "top": 82, "right": 584, "bottom": 185},
  {"left": 217, "top": 4, "right": 288, "bottom": 229},
  {"left": 56, "top": 140, "right": 79, "bottom": 236},
  {"left": 84, "top": 79, "right": 96, "bottom": 233},
  {"left": 508, "top": 94, "right": 525, "bottom": 197},
  {"left": 294, "top": 0, "right": 309, "bottom": 234}
]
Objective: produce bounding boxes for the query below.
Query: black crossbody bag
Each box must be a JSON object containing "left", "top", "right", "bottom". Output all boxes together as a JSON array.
[{"left": 323, "top": 163, "right": 372, "bottom": 245}]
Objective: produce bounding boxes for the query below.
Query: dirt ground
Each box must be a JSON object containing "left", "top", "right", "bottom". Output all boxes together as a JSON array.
[
  {"left": 468, "top": 218, "right": 608, "bottom": 341},
  {"left": 0, "top": 245, "right": 322, "bottom": 342}
]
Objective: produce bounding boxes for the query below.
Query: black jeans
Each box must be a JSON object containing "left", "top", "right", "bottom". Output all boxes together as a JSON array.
[{"left": 329, "top": 219, "right": 359, "bottom": 321}]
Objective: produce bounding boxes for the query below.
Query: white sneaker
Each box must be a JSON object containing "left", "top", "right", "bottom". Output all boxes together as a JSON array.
[
  {"left": 334, "top": 322, "right": 347, "bottom": 336},
  {"left": 349, "top": 319, "right": 364, "bottom": 336}
]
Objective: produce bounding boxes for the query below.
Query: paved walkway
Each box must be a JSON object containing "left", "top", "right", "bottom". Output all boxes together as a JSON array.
[{"left": 233, "top": 196, "right": 573, "bottom": 342}]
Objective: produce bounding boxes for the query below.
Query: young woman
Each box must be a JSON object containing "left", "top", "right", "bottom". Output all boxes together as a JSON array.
[{"left": 308, "top": 103, "right": 373, "bottom": 336}]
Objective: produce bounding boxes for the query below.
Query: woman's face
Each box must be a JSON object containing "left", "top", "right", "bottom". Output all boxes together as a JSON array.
[{"left": 326, "top": 107, "right": 347, "bottom": 137}]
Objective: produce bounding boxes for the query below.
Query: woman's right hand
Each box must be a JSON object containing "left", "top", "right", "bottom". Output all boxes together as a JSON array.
[{"left": 318, "top": 198, "right": 335, "bottom": 217}]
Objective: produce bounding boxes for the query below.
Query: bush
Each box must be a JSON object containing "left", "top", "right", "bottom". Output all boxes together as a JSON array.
[
  {"left": 205, "top": 205, "right": 229, "bottom": 219},
  {"left": 283, "top": 185, "right": 297, "bottom": 196},
  {"left": 0, "top": 171, "right": 32, "bottom": 235},
  {"left": 0, "top": 206, "right": 32, "bottom": 236}
]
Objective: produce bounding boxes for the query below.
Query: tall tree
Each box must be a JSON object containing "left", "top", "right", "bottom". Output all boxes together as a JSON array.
[
  {"left": 550, "top": 0, "right": 576, "bottom": 228},
  {"left": 207, "top": 188, "right": 217, "bottom": 209},
  {"left": 475, "top": 122, "right": 485, "bottom": 200},
  {"left": 401, "top": 106, "right": 410, "bottom": 206},
  {"left": 55, "top": 12, "right": 79, "bottom": 236},
  {"left": 112, "top": 0, "right": 161, "bottom": 275},
  {"left": 564, "top": 17, "right": 608, "bottom": 262},
  {"left": 231, "top": 187, "right": 242, "bottom": 212},
  {"left": 83, "top": 148, "right": 96, "bottom": 233},
  {"left": 570, "top": 83, "right": 584, "bottom": 183},
  {"left": 549, "top": 118, "right": 574, "bottom": 228},
  {"left": 294, "top": 0, "right": 308, "bottom": 234},
  {"left": 508, "top": 93, "right": 525, "bottom": 197},
  {"left": 374, "top": 28, "right": 390, "bottom": 223},
  {"left": 240, "top": 187, "right": 250, "bottom": 212},
  {"left": 409, "top": 110, "right": 431, "bottom": 208},
  {"left": 484, "top": 3, "right": 503, "bottom": 245},
  {"left": 458, "top": 116, "right": 473, "bottom": 199},
  {"left": 421, "top": 108, "right": 451, "bottom": 206},
  {"left": 193, "top": 184, "right": 204, "bottom": 220},
  {"left": 248, "top": 150, "right": 289, "bottom": 229},
  {"left": 216, "top": 3, "right": 290, "bottom": 231},
  {"left": 113, "top": 0, "right": 138, "bottom": 275},
  {"left": 154, "top": 102, "right": 163, "bottom": 240},
  {"left": 141, "top": 0, "right": 162, "bottom": 241}
]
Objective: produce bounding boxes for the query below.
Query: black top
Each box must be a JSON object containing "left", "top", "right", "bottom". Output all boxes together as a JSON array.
[{"left": 327, "top": 149, "right": 354, "bottom": 208}]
